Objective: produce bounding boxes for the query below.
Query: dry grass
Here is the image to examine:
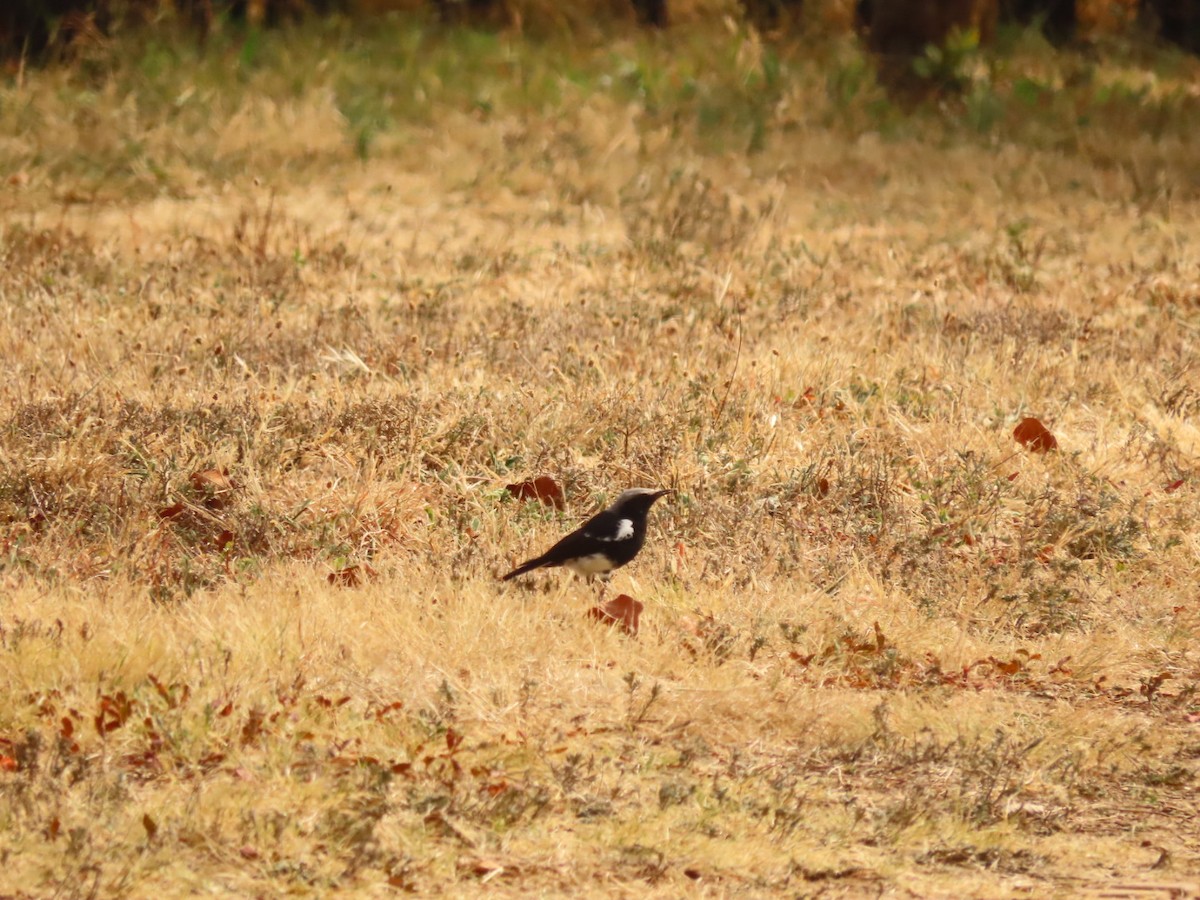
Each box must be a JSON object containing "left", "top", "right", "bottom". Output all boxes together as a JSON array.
[{"left": 2, "top": 16, "right": 1200, "bottom": 899}]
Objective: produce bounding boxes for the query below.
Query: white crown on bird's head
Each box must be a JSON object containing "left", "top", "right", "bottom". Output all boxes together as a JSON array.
[{"left": 611, "top": 488, "right": 672, "bottom": 508}]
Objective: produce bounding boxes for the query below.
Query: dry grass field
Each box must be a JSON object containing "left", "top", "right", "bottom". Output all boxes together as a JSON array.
[{"left": 2, "top": 15, "right": 1200, "bottom": 898}]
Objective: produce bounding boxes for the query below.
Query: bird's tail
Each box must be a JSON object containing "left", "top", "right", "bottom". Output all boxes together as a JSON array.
[{"left": 500, "top": 557, "right": 545, "bottom": 581}]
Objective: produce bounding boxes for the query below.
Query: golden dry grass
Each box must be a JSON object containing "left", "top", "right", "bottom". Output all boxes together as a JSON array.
[{"left": 2, "top": 17, "right": 1200, "bottom": 899}]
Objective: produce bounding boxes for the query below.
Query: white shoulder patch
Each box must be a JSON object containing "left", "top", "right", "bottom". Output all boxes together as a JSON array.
[{"left": 592, "top": 518, "right": 636, "bottom": 542}]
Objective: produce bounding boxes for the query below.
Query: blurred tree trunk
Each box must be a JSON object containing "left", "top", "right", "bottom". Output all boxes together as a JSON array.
[
  {"left": 433, "top": 0, "right": 502, "bottom": 24},
  {"left": 860, "top": 0, "right": 997, "bottom": 57},
  {"left": 1000, "top": 0, "right": 1076, "bottom": 39},
  {"left": 739, "top": 0, "right": 805, "bottom": 32},
  {"left": 858, "top": 0, "right": 997, "bottom": 90},
  {"left": 1146, "top": 0, "right": 1200, "bottom": 50},
  {"left": 631, "top": 0, "right": 668, "bottom": 27},
  {"left": 1, "top": 0, "right": 138, "bottom": 60}
]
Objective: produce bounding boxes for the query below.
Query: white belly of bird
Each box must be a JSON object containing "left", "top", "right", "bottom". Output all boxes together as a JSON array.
[{"left": 565, "top": 553, "right": 616, "bottom": 577}]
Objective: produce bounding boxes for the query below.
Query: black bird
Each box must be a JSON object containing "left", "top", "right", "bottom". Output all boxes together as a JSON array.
[{"left": 501, "top": 488, "right": 672, "bottom": 583}]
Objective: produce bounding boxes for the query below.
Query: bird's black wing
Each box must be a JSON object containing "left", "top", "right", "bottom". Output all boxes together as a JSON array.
[
  {"left": 500, "top": 509, "right": 616, "bottom": 580},
  {"left": 537, "top": 508, "right": 620, "bottom": 563},
  {"left": 577, "top": 508, "right": 625, "bottom": 541}
]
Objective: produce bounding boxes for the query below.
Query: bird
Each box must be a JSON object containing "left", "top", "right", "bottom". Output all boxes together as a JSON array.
[{"left": 501, "top": 487, "right": 672, "bottom": 584}]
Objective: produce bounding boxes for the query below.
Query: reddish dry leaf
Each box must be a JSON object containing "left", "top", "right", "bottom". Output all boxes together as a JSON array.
[
  {"left": 142, "top": 813, "right": 158, "bottom": 841},
  {"left": 315, "top": 695, "right": 351, "bottom": 709},
  {"left": 0, "top": 755, "right": 17, "bottom": 772},
  {"left": 157, "top": 501, "right": 186, "bottom": 521},
  {"left": 123, "top": 750, "right": 161, "bottom": 776},
  {"left": 94, "top": 692, "right": 135, "bottom": 736},
  {"left": 445, "top": 728, "right": 464, "bottom": 753},
  {"left": 197, "top": 752, "right": 226, "bottom": 771},
  {"left": 189, "top": 468, "right": 237, "bottom": 509},
  {"left": 240, "top": 708, "right": 267, "bottom": 746},
  {"left": 483, "top": 780, "right": 510, "bottom": 797},
  {"left": 239, "top": 845, "right": 260, "bottom": 860},
  {"left": 190, "top": 468, "right": 233, "bottom": 493},
  {"left": 505, "top": 475, "right": 565, "bottom": 510},
  {"left": 215, "top": 530, "right": 235, "bottom": 551},
  {"left": 1013, "top": 416, "right": 1058, "bottom": 452},
  {"left": 794, "top": 387, "right": 817, "bottom": 408},
  {"left": 1142, "top": 672, "right": 1172, "bottom": 701},
  {"left": 873, "top": 621, "right": 887, "bottom": 653},
  {"left": 994, "top": 659, "right": 1023, "bottom": 676},
  {"left": 588, "top": 594, "right": 643, "bottom": 636},
  {"left": 1048, "top": 657, "right": 1073, "bottom": 676},
  {"left": 373, "top": 701, "right": 404, "bottom": 721},
  {"left": 330, "top": 754, "right": 372, "bottom": 768},
  {"left": 147, "top": 673, "right": 179, "bottom": 710},
  {"left": 327, "top": 563, "right": 377, "bottom": 587},
  {"left": 1165, "top": 478, "right": 1185, "bottom": 493},
  {"left": 469, "top": 858, "right": 517, "bottom": 880}
]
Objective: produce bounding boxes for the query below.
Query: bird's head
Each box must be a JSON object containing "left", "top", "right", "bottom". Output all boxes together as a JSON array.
[{"left": 611, "top": 487, "right": 673, "bottom": 516}]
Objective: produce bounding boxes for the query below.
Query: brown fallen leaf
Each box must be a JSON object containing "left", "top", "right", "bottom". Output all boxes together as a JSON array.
[
  {"left": 157, "top": 501, "right": 186, "bottom": 520},
  {"left": 1013, "top": 417, "right": 1058, "bottom": 452},
  {"left": 1141, "top": 672, "right": 1172, "bottom": 701},
  {"left": 327, "top": 564, "right": 378, "bottom": 587},
  {"left": 190, "top": 468, "right": 238, "bottom": 509},
  {"left": 466, "top": 857, "right": 519, "bottom": 881},
  {"left": 506, "top": 476, "right": 565, "bottom": 510},
  {"left": 588, "top": 594, "right": 643, "bottom": 636},
  {"left": 993, "top": 658, "right": 1023, "bottom": 676}
]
